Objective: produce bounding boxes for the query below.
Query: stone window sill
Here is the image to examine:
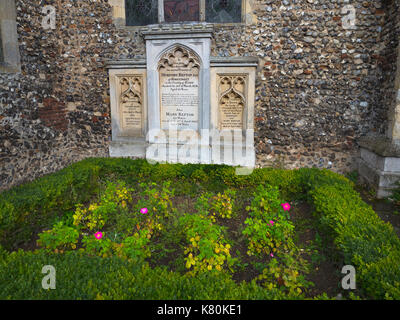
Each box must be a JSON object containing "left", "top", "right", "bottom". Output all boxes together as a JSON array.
[{"left": 115, "top": 22, "right": 246, "bottom": 31}]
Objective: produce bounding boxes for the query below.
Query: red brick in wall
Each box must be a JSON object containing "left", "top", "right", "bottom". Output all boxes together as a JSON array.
[{"left": 38, "top": 98, "right": 68, "bottom": 131}]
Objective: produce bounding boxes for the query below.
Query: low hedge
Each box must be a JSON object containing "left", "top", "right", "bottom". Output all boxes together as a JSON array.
[
  {"left": 0, "top": 158, "right": 399, "bottom": 299},
  {"left": 0, "top": 249, "right": 293, "bottom": 300},
  {"left": 307, "top": 172, "right": 400, "bottom": 299},
  {"left": 0, "top": 161, "right": 102, "bottom": 249}
]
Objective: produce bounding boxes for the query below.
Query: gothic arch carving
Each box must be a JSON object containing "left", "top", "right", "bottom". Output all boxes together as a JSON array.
[
  {"left": 158, "top": 45, "right": 201, "bottom": 71},
  {"left": 118, "top": 76, "right": 144, "bottom": 134},
  {"left": 120, "top": 76, "right": 142, "bottom": 104},
  {"left": 218, "top": 74, "right": 247, "bottom": 130}
]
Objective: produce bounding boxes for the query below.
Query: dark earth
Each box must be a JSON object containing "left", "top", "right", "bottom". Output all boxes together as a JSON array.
[{"left": 356, "top": 185, "right": 400, "bottom": 238}]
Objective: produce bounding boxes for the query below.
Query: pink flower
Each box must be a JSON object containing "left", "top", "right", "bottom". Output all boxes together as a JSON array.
[
  {"left": 94, "top": 232, "right": 103, "bottom": 240},
  {"left": 140, "top": 207, "right": 148, "bottom": 214},
  {"left": 281, "top": 203, "right": 291, "bottom": 211},
  {"left": 270, "top": 253, "right": 274, "bottom": 257},
  {"left": 269, "top": 220, "right": 274, "bottom": 226}
]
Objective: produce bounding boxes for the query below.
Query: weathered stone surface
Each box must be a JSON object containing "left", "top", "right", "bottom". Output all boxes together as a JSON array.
[
  {"left": 358, "top": 134, "right": 400, "bottom": 158},
  {"left": 1, "top": 0, "right": 400, "bottom": 190},
  {"left": 358, "top": 157, "right": 400, "bottom": 198}
]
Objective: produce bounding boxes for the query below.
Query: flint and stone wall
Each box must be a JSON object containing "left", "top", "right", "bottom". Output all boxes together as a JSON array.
[{"left": 0, "top": 0, "right": 399, "bottom": 190}]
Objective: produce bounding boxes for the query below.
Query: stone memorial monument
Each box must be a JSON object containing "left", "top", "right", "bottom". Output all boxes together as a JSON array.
[{"left": 106, "top": 24, "right": 257, "bottom": 168}]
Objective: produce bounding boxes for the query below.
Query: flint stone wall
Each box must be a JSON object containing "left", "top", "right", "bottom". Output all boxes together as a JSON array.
[{"left": 0, "top": 0, "right": 399, "bottom": 190}]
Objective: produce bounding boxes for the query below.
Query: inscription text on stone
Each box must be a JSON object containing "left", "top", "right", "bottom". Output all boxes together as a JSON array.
[{"left": 159, "top": 47, "right": 200, "bottom": 130}]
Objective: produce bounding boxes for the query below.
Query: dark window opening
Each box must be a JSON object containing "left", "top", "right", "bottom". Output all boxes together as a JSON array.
[
  {"left": 206, "top": 0, "right": 242, "bottom": 23},
  {"left": 164, "top": 0, "right": 200, "bottom": 22},
  {"left": 125, "top": 0, "right": 158, "bottom": 26}
]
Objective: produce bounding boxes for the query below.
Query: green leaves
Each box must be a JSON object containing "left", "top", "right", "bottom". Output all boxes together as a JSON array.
[
  {"left": 37, "top": 222, "right": 79, "bottom": 252},
  {"left": 308, "top": 173, "right": 400, "bottom": 300},
  {"left": 179, "top": 213, "right": 236, "bottom": 275},
  {"left": 0, "top": 249, "right": 292, "bottom": 299},
  {"left": 82, "top": 234, "right": 113, "bottom": 258},
  {"left": 194, "top": 189, "right": 236, "bottom": 222},
  {"left": 0, "top": 161, "right": 101, "bottom": 249},
  {"left": 243, "top": 185, "right": 295, "bottom": 257},
  {"left": 118, "top": 231, "right": 151, "bottom": 261}
]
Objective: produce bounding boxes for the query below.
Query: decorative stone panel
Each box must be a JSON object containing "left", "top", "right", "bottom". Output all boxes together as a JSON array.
[{"left": 107, "top": 60, "right": 147, "bottom": 157}]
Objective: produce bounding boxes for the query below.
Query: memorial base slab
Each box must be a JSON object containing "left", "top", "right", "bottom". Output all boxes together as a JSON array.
[
  {"left": 109, "top": 141, "right": 147, "bottom": 158},
  {"left": 357, "top": 134, "right": 400, "bottom": 198}
]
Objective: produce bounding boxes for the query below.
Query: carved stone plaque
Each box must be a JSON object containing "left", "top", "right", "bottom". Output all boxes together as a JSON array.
[
  {"left": 218, "top": 75, "right": 246, "bottom": 130},
  {"left": 119, "top": 76, "right": 143, "bottom": 135},
  {"left": 159, "top": 47, "right": 200, "bottom": 130}
]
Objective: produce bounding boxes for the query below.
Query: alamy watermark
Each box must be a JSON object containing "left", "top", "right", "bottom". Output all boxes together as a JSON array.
[
  {"left": 341, "top": 265, "right": 356, "bottom": 290},
  {"left": 342, "top": 5, "right": 357, "bottom": 30},
  {"left": 41, "top": 265, "right": 56, "bottom": 290},
  {"left": 41, "top": 5, "right": 56, "bottom": 30},
  {"left": 145, "top": 128, "right": 255, "bottom": 176}
]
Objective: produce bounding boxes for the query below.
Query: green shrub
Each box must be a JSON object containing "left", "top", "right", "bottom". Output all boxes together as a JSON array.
[
  {"left": 36, "top": 179, "right": 174, "bottom": 262},
  {"left": 179, "top": 213, "right": 236, "bottom": 275},
  {"left": 243, "top": 185, "right": 295, "bottom": 257},
  {"left": 0, "top": 160, "right": 101, "bottom": 249},
  {"left": 195, "top": 189, "right": 236, "bottom": 222},
  {"left": 117, "top": 231, "right": 152, "bottom": 261},
  {"left": 37, "top": 222, "right": 79, "bottom": 252},
  {"left": 73, "top": 180, "right": 134, "bottom": 232},
  {"left": 257, "top": 256, "right": 312, "bottom": 296},
  {"left": 308, "top": 175, "right": 400, "bottom": 299},
  {"left": 209, "top": 189, "right": 236, "bottom": 220},
  {"left": 0, "top": 250, "right": 295, "bottom": 300},
  {"left": 356, "top": 250, "right": 400, "bottom": 299},
  {"left": 81, "top": 234, "right": 114, "bottom": 258}
]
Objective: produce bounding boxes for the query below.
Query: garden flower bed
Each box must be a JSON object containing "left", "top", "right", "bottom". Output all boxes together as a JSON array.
[{"left": 0, "top": 158, "right": 399, "bottom": 300}]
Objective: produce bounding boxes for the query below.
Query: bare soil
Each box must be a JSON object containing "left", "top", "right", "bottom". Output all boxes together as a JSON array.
[
  {"left": 356, "top": 185, "right": 400, "bottom": 238},
  {"left": 290, "top": 201, "right": 343, "bottom": 298}
]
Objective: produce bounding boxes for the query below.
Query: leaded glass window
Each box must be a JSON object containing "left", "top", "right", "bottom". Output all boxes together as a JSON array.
[
  {"left": 206, "top": 0, "right": 242, "bottom": 23},
  {"left": 124, "top": 0, "right": 243, "bottom": 26},
  {"left": 125, "top": 0, "right": 158, "bottom": 26},
  {"left": 164, "top": 0, "right": 200, "bottom": 23}
]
